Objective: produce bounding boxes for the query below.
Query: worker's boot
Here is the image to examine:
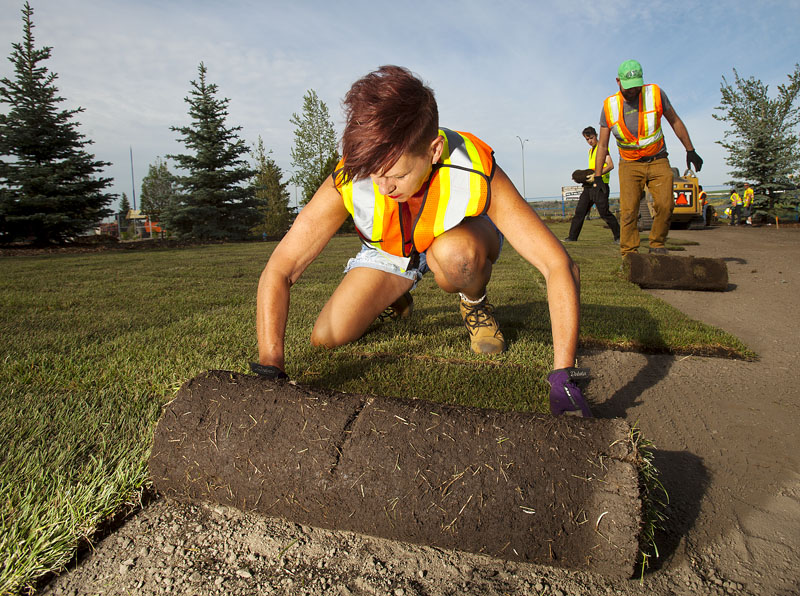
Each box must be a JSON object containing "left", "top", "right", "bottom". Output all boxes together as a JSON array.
[
  {"left": 459, "top": 293, "right": 505, "bottom": 354},
  {"left": 377, "top": 291, "right": 414, "bottom": 323}
]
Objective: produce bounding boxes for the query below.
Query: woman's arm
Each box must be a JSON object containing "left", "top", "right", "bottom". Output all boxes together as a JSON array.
[
  {"left": 486, "top": 165, "right": 580, "bottom": 370},
  {"left": 256, "top": 175, "right": 350, "bottom": 371}
]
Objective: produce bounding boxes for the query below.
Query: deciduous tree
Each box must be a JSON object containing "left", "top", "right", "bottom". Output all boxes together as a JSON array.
[
  {"left": 714, "top": 65, "right": 800, "bottom": 217},
  {"left": 0, "top": 2, "right": 114, "bottom": 244},
  {"left": 165, "top": 63, "right": 258, "bottom": 240},
  {"left": 289, "top": 89, "right": 339, "bottom": 205},
  {"left": 140, "top": 156, "right": 177, "bottom": 225}
]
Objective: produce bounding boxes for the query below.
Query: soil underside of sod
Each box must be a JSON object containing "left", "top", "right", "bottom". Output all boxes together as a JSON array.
[{"left": 149, "top": 371, "right": 643, "bottom": 579}]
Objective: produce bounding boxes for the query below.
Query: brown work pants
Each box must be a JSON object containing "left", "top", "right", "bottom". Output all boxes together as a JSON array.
[{"left": 618, "top": 157, "right": 673, "bottom": 255}]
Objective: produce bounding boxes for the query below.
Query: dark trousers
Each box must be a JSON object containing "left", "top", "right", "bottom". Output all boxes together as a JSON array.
[
  {"left": 730, "top": 204, "right": 742, "bottom": 225},
  {"left": 567, "top": 180, "right": 620, "bottom": 241}
]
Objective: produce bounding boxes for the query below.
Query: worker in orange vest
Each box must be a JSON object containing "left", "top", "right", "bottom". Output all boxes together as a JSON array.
[
  {"left": 592, "top": 60, "right": 703, "bottom": 256},
  {"left": 253, "top": 66, "right": 590, "bottom": 417},
  {"left": 698, "top": 185, "right": 712, "bottom": 226}
]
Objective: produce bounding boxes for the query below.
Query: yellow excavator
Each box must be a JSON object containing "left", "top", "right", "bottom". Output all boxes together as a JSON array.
[{"left": 638, "top": 168, "right": 714, "bottom": 230}]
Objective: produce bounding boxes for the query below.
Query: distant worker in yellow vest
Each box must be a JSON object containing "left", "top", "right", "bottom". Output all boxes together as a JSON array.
[
  {"left": 592, "top": 59, "right": 703, "bottom": 256},
  {"left": 253, "top": 65, "right": 591, "bottom": 417},
  {"left": 564, "top": 126, "right": 620, "bottom": 243},
  {"left": 698, "top": 185, "right": 712, "bottom": 226},
  {"left": 729, "top": 188, "right": 743, "bottom": 226},
  {"left": 743, "top": 183, "right": 754, "bottom": 225}
]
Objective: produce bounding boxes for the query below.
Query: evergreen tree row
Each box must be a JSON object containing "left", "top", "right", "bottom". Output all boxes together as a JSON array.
[
  {"left": 0, "top": 2, "right": 113, "bottom": 244},
  {"left": 1, "top": 2, "right": 339, "bottom": 245}
]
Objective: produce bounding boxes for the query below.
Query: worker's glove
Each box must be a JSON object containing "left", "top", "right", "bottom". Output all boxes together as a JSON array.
[
  {"left": 686, "top": 150, "right": 703, "bottom": 172},
  {"left": 249, "top": 362, "right": 289, "bottom": 380},
  {"left": 585, "top": 172, "right": 596, "bottom": 183},
  {"left": 547, "top": 367, "right": 592, "bottom": 417}
]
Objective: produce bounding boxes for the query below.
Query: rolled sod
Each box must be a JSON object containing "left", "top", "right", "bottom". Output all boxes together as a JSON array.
[
  {"left": 623, "top": 253, "right": 729, "bottom": 291},
  {"left": 149, "top": 371, "right": 643, "bottom": 578}
]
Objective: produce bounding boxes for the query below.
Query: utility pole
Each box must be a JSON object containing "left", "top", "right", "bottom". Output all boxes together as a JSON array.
[
  {"left": 129, "top": 146, "right": 137, "bottom": 211},
  {"left": 515, "top": 136, "right": 529, "bottom": 200}
]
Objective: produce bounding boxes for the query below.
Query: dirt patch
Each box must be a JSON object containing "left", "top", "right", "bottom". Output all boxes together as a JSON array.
[
  {"left": 150, "top": 371, "right": 641, "bottom": 577},
  {"left": 40, "top": 226, "right": 800, "bottom": 596}
]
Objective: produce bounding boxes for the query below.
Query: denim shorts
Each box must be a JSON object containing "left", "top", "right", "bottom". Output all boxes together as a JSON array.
[{"left": 343, "top": 215, "right": 503, "bottom": 290}]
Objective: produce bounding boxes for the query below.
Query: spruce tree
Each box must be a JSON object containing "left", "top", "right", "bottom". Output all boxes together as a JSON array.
[
  {"left": 165, "top": 63, "right": 258, "bottom": 240},
  {"left": 119, "top": 192, "right": 131, "bottom": 214},
  {"left": 0, "top": 2, "right": 114, "bottom": 244},
  {"left": 118, "top": 192, "right": 132, "bottom": 238},
  {"left": 251, "top": 136, "right": 292, "bottom": 238}
]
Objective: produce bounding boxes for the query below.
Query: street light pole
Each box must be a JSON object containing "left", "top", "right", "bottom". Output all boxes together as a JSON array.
[
  {"left": 129, "top": 146, "right": 137, "bottom": 211},
  {"left": 515, "top": 136, "right": 529, "bottom": 200}
]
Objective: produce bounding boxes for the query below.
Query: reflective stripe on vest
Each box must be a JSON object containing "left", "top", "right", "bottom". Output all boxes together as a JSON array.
[
  {"left": 743, "top": 188, "right": 753, "bottom": 206},
  {"left": 604, "top": 84, "right": 665, "bottom": 160},
  {"left": 731, "top": 192, "right": 742, "bottom": 206},
  {"left": 336, "top": 128, "right": 493, "bottom": 257},
  {"left": 589, "top": 145, "right": 610, "bottom": 183}
]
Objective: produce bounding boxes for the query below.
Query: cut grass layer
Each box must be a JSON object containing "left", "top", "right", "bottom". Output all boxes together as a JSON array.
[{"left": 0, "top": 224, "right": 751, "bottom": 593}]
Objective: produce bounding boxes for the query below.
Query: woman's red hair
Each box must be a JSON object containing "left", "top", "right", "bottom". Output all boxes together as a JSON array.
[{"left": 341, "top": 65, "right": 439, "bottom": 182}]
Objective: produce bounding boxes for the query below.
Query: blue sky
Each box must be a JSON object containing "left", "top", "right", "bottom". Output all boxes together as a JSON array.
[{"left": 1, "top": 0, "right": 799, "bottom": 210}]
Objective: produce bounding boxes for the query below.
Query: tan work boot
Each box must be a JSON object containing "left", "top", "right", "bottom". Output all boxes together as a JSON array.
[
  {"left": 459, "top": 294, "right": 505, "bottom": 354},
  {"left": 378, "top": 291, "right": 414, "bottom": 323}
]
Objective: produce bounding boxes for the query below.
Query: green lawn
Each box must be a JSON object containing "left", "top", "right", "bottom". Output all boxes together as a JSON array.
[{"left": 0, "top": 220, "right": 752, "bottom": 594}]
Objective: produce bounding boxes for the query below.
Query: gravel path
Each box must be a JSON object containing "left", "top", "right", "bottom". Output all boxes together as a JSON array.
[{"left": 39, "top": 225, "right": 800, "bottom": 596}]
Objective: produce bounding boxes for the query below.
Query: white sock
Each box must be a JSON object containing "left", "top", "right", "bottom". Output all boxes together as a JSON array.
[{"left": 459, "top": 292, "right": 486, "bottom": 305}]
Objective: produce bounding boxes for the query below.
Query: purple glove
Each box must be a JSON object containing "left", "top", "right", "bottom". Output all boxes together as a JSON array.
[
  {"left": 250, "top": 362, "right": 289, "bottom": 380},
  {"left": 547, "top": 367, "right": 592, "bottom": 417}
]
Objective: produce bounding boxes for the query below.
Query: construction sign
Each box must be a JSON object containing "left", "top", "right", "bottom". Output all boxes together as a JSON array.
[{"left": 561, "top": 185, "right": 583, "bottom": 216}]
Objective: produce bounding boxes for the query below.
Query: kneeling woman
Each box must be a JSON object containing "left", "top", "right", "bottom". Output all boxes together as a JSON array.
[{"left": 254, "top": 65, "right": 590, "bottom": 417}]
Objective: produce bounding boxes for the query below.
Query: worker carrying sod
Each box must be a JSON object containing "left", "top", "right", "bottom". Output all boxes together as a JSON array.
[
  {"left": 592, "top": 59, "right": 703, "bottom": 256},
  {"left": 253, "top": 65, "right": 591, "bottom": 417},
  {"left": 564, "top": 126, "right": 620, "bottom": 244}
]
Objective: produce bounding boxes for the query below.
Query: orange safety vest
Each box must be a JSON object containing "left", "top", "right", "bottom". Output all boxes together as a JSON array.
[
  {"left": 604, "top": 84, "right": 665, "bottom": 161},
  {"left": 698, "top": 190, "right": 708, "bottom": 206},
  {"left": 335, "top": 128, "right": 494, "bottom": 258}
]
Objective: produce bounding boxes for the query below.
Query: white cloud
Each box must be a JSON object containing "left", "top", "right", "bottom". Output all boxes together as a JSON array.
[{"left": 1, "top": 0, "right": 798, "bottom": 207}]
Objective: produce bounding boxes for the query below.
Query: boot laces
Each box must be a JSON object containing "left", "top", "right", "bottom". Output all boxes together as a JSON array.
[
  {"left": 462, "top": 301, "right": 497, "bottom": 333},
  {"left": 378, "top": 304, "right": 400, "bottom": 322},
  {"left": 378, "top": 293, "right": 411, "bottom": 323}
]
